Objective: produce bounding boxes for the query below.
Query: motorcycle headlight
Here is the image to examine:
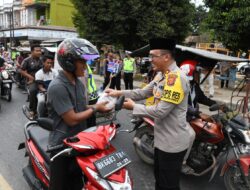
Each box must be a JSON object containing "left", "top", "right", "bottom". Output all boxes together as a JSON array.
[
  {"left": 86, "top": 167, "right": 132, "bottom": 190},
  {"left": 239, "top": 129, "right": 250, "bottom": 144},
  {"left": 2, "top": 71, "right": 9, "bottom": 79}
]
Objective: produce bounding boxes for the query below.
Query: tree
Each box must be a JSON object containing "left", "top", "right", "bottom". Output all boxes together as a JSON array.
[
  {"left": 71, "top": 0, "right": 194, "bottom": 50},
  {"left": 204, "top": 0, "right": 250, "bottom": 51},
  {"left": 191, "top": 5, "right": 208, "bottom": 35}
]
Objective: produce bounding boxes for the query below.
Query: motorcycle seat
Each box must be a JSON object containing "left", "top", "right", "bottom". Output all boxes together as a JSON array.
[{"left": 28, "top": 126, "right": 51, "bottom": 164}]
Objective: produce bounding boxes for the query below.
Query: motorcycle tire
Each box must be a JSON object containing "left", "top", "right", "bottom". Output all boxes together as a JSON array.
[
  {"left": 224, "top": 165, "right": 250, "bottom": 190},
  {"left": 6, "top": 88, "right": 11, "bottom": 102},
  {"left": 134, "top": 126, "right": 154, "bottom": 165}
]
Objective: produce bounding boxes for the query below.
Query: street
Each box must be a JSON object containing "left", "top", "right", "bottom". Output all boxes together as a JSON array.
[{"left": 0, "top": 82, "right": 226, "bottom": 190}]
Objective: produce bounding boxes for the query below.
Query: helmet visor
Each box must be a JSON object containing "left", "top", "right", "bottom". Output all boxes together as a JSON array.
[{"left": 81, "top": 54, "right": 100, "bottom": 61}]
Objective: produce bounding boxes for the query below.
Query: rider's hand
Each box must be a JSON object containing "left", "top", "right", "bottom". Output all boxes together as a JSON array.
[
  {"left": 95, "top": 101, "right": 112, "bottom": 113},
  {"left": 123, "top": 98, "right": 135, "bottom": 110},
  {"left": 105, "top": 89, "right": 122, "bottom": 97}
]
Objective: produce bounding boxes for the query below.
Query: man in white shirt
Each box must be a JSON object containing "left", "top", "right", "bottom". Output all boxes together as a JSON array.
[{"left": 35, "top": 55, "right": 58, "bottom": 117}]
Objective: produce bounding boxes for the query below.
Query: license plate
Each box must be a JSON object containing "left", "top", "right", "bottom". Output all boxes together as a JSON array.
[{"left": 94, "top": 150, "right": 131, "bottom": 178}]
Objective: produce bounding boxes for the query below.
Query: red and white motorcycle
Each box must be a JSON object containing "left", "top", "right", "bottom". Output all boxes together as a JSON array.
[{"left": 19, "top": 96, "right": 133, "bottom": 190}]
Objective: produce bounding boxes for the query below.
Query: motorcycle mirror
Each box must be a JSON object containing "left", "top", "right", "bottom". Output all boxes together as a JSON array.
[
  {"left": 209, "top": 104, "right": 220, "bottom": 112},
  {"left": 115, "top": 96, "right": 125, "bottom": 111}
]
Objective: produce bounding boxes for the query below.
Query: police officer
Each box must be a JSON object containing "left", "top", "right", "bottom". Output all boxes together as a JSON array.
[
  {"left": 47, "top": 38, "right": 110, "bottom": 190},
  {"left": 123, "top": 53, "right": 136, "bottom": 89},
  {"left": 86, "top": 64, "right": 99, "bottom": 127},
  {"left": 106, "top": 38, "right": 192, "bottom": 190}
]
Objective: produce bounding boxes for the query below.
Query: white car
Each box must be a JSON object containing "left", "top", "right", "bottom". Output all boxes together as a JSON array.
[{"left": 237, "top": 62, "right": 249, "bottom": 75}]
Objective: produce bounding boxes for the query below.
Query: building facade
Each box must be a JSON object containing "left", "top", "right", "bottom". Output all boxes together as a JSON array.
[{"left": 0, "top": 0, "right": 77, "bottom": 47}]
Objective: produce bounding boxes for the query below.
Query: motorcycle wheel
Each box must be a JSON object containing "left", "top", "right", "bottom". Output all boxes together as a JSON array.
[
  {"left": 224, "top": 165, "right": 250, "bottom": 190},
  {"left": 6, "top": 88, "right": 11, "bottom": 102},
  {"left": 134, "top": 126, "right": 154, "bottom": 165}
]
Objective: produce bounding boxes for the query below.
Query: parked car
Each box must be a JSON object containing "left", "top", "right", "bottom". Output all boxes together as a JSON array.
[{"left": 237, "top": 62, "right": 250, "bottom": 75}]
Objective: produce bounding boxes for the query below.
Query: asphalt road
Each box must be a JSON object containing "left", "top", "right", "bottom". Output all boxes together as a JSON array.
[{"left": 0, "top": 83, "right": 226, "bottom": 190}]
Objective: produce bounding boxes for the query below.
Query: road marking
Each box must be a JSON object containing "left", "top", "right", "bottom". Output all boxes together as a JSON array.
[{"left": 0, "top": 174, "right": 12, "bottom": 190}]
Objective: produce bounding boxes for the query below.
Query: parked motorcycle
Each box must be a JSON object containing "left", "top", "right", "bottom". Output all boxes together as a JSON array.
[
  {"left": 0, "top": 65, "right": 13, "bottom": 102},
  {"left": 19, "top": 96, "right": 133, "bottom": 190},
  {"left": 131, "top": 105, "right": 250, "bottom": 190}
]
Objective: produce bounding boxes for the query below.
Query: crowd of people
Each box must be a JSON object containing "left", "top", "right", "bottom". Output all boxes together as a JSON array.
[{"left": 0, "top": 37, "right": 243, "bottom": 190}]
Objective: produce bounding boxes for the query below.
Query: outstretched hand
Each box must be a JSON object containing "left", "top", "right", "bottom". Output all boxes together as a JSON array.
[
  {"left": 95, "top": 101, "right": 112, "bottom": 113},
  {"left": 105, "top": 89, "right": 122, "bottom": 97},
  {"left": 123, "top": 98, "right": 135, "bottom": 110}
]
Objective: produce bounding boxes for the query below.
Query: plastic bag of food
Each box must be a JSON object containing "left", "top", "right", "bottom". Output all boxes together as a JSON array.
[{"left": 97, "top": 92, "right": 117, "bottom": 110}]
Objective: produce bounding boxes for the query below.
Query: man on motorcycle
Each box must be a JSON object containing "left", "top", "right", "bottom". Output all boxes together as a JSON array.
[
  {"left": 35, "top": 55, "right": 58, "bottom": 117},
  {"left": 20, "top": 44, "right": 43, "bottom": 119},
  {"left": 47, "top": 38, "right": 111, "bottom": 190},
  {"left": 180, "top": 60, "right": 218, "bottom": 173},
  {"left": 106, "top": 38, "right": 193, "bottom": 190},
  {"left": 180, "top": 60, "right": 217, "bottom": 121}
]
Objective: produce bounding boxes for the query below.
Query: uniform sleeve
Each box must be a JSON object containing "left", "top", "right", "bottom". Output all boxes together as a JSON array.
[
  {"left": 122, "top": 80, "right": 154, "bottom": 101},
  {"left": 47, "top": 84, "right": 74, "bottom": 116},
  {"left": 133, "top": 100, "right": 175, "bottom": 119}
]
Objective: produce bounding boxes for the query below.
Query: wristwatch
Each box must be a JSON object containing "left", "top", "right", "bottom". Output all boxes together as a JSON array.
[{"left": 90, "top": 106, "right": 97, "bottom": 114}]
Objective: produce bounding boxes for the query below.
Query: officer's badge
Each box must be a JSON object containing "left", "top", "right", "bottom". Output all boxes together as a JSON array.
[{"left": 167, "top": 73, "right": 178, "bottom": 86}]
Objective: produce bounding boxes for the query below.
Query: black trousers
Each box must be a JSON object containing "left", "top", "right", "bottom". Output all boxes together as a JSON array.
[
  {"left": 102, "top": 71, "right": 111, "bottom": 90},
  {"left": 110, "top": 73, "right": 121, "bottom": 90},
  {"left": 87, "top": 98, "right": 98, "bottom": 127},
  {"left": 124, "top": 72, "right": 133, "bottom": 90},
  {"left": 27, "top": 82, "right": 38, "bottom": 113},
  {"left": 49, "top": 152, "right": 83, "bottom": 190},
  {"left": 154, "top": 148, "right": 187, "bottom": 190}
]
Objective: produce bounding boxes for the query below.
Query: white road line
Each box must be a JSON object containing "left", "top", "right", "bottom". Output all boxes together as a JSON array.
[{"left": 0, "top": 174, "right": 12, "bottom": 190}]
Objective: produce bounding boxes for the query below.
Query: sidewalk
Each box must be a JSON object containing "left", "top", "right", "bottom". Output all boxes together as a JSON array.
[{"left": 93, "top": 74, "right": 248, "bottom": 107}]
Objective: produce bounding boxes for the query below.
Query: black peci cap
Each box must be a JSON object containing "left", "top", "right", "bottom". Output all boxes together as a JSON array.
[{"left": 149, "top": 38, "right": 176, "bottom": 51}]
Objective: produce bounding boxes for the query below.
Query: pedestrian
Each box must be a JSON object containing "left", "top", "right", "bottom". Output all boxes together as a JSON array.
[
  {"left": 123, "top": 53, "right": 136, "bottom": 89},
  {"left": 106, "top": 38, "right": 192, "bottom": 190},
  {"left": 219, "top": 61, "right": 230, "bottom": 88},
  {"left": 109, "top": 54, "right": 122, "bottom": 90},
  {"left": 102, "top": 52, "right": 114, "bottom": 90},
  {"left": 20, "top": 44, "right": 43, "bottom": 119},
  {"left": 47, "top": 38, "right": 110, "bottom": 190},
  {"left": 35, "top": 55, "right": 58, "bottom": 117},
  {"left": 200, "top": 66, "right": 215, "bottom": 98}
]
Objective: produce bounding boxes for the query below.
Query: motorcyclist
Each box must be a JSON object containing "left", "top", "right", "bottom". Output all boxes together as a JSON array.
[
  {"left": 180, "top": 60, "right": 218, "bottom": 173},
  {"left": 47, "top": 38, "right": 111, "bottom": 190},
  {"left": 20, "top": 44, "right": 43, "bottom": 119},
  {"left": 180, "top": 60, "right": 217, "bottom": 122}
]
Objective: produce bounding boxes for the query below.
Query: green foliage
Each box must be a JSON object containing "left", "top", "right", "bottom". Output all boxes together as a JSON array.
[
  {"left": 71, "top": 0, "right": 194, "bottom": 50},
  {"left": 204, "top": 0, "right": 250, "bottom": 51}
]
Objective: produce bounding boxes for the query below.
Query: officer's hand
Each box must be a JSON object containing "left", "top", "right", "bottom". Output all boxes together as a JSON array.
[
  {"left": 123, "top": 98, "right": 135, "bottom": 110},
  {"left": 105, "top": 89, "right": 122, "bottom": 97},
  {"left": 95, "top": 101, "right": 112, "bottom": 113}
]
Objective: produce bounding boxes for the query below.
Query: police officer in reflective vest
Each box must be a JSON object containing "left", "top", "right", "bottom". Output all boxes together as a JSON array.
[
  {"left": 123, "top": 54, "right": 136, "bottom": 89},
  {"left": 86, "top": 64, "right": 99, "bottom": 127}
]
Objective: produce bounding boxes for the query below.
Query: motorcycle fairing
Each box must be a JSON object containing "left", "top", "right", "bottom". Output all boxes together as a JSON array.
[
  {"left": 64, "top": 124, "right": 117, "bottom": 152},
  {"left": 220, "top": 155, "right": 250, "bottom": 176},
  {"left": 76, "top": 145, "right": 127, "bottom": 184},
  {"left": 143, "top": 117, "right": 155, "bottom": 127},
  {"left": 26, "top": 140, "right": 50, "bottom": 187},
  {"left": 190, "top": 118, "right": 224, "bottom": 143}
]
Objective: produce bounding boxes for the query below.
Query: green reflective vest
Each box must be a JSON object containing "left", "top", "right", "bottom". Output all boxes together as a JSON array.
[
  {"left": 123, "top": 58, "right": 135, "bottom": 72},
  {"left": 87, "top": 65, "right": 98, "bottom": 100}
]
